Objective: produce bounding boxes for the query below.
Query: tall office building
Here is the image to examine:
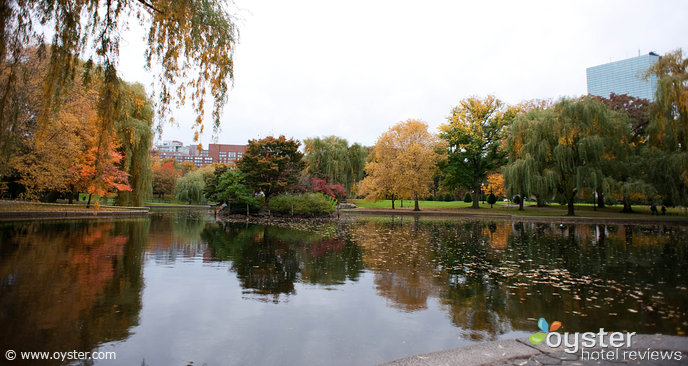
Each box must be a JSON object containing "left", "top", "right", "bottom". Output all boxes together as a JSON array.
[{"left": 586, "top": 52, "right": 660, "bottom": 101}]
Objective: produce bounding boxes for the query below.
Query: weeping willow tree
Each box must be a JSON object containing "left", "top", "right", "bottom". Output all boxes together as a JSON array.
[
  {"left": 503, "top": 109, "right": 558, "bottom": 210},
  {"left": 645, "top": 49, "right": 688, "bottom": 207},
  {"left": 503, "top": 97, "right": 628, "bottom": 216},
  {"left": 115, "top": 82, "right": 153, "bottom": 207},
  {"left": 0, "top": 0, "right": 238, "bottom": 184},
  {"left": 303, "top": 136, "right": 368, "bottom": 194}
]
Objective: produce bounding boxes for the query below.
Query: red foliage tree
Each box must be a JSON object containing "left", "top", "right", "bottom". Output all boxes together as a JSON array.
[{"left": 311, "top": 178, "right": 346, "bottom": 201}]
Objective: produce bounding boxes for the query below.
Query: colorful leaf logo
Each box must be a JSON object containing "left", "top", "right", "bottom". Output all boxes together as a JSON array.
[{"left": 528, "top": 317, "right": 562, "bottom": 345}]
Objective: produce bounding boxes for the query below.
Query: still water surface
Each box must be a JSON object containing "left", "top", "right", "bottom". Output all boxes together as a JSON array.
[{"left": 1, "top": 209, "right": 687, "bottom": 365}]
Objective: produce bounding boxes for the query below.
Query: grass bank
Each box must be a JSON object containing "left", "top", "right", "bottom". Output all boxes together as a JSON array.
[{"left": 348, "top": 199, "right": 688, "bottom": 221}]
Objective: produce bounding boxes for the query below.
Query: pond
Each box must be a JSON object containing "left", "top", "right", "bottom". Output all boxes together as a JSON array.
[{"left": 1, "top": 210, "right": 687, "bottom": 365}]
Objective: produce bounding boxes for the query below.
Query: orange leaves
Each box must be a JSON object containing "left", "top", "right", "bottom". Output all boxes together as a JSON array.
[
  {"left": 75, "top": 142, "right": 132, "bottom": 201},
  {"left": 359, "top": 119, "right": 440, "bottom": 202},
  {"left": 486, "top": 172, "right": 506, "bottom": 198}
]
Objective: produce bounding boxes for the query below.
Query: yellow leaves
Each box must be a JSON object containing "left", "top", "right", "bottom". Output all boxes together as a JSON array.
[
  {"left": 359, "top": 119, "right": 440, "bottom": 202},
  {"left": 486, "top": 172, "right": 506, "bottom": 197}
]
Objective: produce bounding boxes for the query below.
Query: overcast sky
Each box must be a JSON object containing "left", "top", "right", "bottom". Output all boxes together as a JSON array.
[{"left": 118, "top": 0, "right": 688, "bottom": 147}]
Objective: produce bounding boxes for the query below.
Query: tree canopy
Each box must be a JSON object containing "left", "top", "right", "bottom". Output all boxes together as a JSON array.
[
  {"left": 358, "top": 119, "right": 440, "bottom": 211},
  {"left": 503, "top": 97, "right": 630, "bottom": 216},
  {"left": 439, "top": 95, "right": 515, "bottom": 208},
  {"left": 0, "top": 0, "right": 237, "bottom": 148},
  {"left": 645, "top": 49, "right": 688, "bottom": 206},
  {"left": 303, "top": 136, "right": 368, "bottom": 194},
  {"left": 237, "top": 136, "right": 305, "bottom": 203}
]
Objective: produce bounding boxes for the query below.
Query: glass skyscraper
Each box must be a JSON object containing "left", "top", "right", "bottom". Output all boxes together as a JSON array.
[{"left": 586, "top": 53, "right": 660, "bottom": 101}]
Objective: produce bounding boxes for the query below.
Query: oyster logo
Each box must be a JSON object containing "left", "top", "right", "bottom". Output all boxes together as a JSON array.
[{"left": 529, "top": 317, "right": 562, "bottom": 345}]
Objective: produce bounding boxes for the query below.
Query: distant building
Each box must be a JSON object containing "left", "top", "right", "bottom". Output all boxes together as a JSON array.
[
  {"left": 152, "top": 141, "right": 247, "bottom": 167},
  {"left": 586, "top": 52, "right": 660, "bottom": 101}
]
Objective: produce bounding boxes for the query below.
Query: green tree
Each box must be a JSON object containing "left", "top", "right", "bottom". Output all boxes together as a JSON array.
[
  {"left": 236, "top": 136, "right": 305, "bottom": 204},
  {"left": 504, "top": 97, "right": 629, "bottom": 216},
  {"left": 593, "top": 93, "right": 654, "bottom": 210},
  {"left": 204, "top": 164, "right": 231, "bottom": 203},
  {"left": 174, "top": 170, "right": 206, "bottom": 204},
  {"left": 115, "top": 83, "right": 154, "bottom": 207},
  {"left": 213, "top": 169, "right": 258, "bottom": 213},
  {"left": 645, "top": 49, "right": 688, "bottom": 206},
  {"left": 440, "top": 95, "right": 515, "bottom": 209},
  {"left": 303, "top": 136, "right": 368, "bottom": 193}
]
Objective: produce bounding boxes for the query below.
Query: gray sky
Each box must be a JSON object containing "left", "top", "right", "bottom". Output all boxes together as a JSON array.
[{"left": 118, "top": 0, "right": 688, "bottom": 147}]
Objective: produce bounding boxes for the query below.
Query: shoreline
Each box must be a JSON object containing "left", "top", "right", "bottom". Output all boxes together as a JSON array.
[
  {"left": 0, "top": 209, "right": 149, "bottom": 221},
  {"left": 342, "top": 208, "right": 688, "bottom": 226}
]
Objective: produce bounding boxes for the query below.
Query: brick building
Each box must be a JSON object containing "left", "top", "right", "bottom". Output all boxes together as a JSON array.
[{"left": 152, "top": 142, "right": 247, "bottom": 167}]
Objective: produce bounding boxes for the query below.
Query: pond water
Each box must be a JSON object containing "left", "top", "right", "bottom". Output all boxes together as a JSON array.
[{"left": 1, "top": 209, "right": 687, "bottom": 365}]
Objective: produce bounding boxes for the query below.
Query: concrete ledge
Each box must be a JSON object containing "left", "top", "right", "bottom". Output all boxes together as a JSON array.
[
  {"left": 379, "top": 335, "right": 688, "bottom": 366},
  {"left": 380, "top": 339, "right": 539, "bottom": 366}
]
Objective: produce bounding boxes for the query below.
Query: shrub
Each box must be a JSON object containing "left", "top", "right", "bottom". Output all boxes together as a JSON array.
[
  {"left": 463, "top": 192, "right": 473, "bottom": 203},
  {"left": 513, "top": 195, "right": 521, "bottom": 205},
  {"left": 269, "top": 193, "right": 336, "bottom": 217},
  {"left": 487, "top": 193, "right": 497, "bottom": 205},
  {"left": 443, "top": 193, "right": 454, "bottom": 201}
]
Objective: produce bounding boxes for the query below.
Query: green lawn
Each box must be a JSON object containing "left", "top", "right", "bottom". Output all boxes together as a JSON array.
[{"left": 348, "top": 199, "right": 688, "bottom": 220}]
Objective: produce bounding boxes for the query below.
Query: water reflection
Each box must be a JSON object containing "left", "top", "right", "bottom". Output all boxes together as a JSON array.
[
  {"left": 202, "top": 222, "right": 364, "bottom": 302},
  {"left": 1, "top": 213, "right": 687, "bottom": 366},
  {"left": 0, "top": 219, "right": 147, "bottom": 364},
  {"left": 349, "top": 218, "right": 688, "bottom": 340}
]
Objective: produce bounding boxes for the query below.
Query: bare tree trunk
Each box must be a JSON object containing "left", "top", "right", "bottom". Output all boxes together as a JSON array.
[{"left": 413, "top": 193, "right": 420, "bottom": 211}]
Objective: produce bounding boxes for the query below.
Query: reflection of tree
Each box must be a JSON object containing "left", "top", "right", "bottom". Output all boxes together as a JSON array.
[
  {"left": 201, "top": 223, "right": 363, "bottom": 302},
  {"left": 432, "top": 221, "right": 688, "bottom": 337},
  {"left": 354, "top": 220, "right": 441, "bottom": 312},
  {"left": 147, "top": 208, "right": 210, "bottom": 261},
  {"left": 0, "top": 219, "right": 146, "bottom": 361},
  {"left": 431, "top": 221, "right": 511, "bottom": 340},
  {"left": 349, "top": 218, "right": 688, "bottom": 339}
]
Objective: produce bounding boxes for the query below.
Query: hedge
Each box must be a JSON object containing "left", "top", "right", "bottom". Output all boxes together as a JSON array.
[{"left": 269, "top": 193, "right": 336, "bottom": 217}]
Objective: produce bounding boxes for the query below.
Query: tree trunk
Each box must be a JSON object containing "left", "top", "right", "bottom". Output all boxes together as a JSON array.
[
  {"left": 621, "top": 194, "right": 633, "bottom": 213},
  {"left": 86, "top": 193, "right": 92, "bottom": 208},
  {"left": 68, "top": 184, "right": 75, "bottom": 204},
  {"left": 413, "top": 193, "right": 420, "bottom": 211},
  {"left": 567, "top": 193, "right": 576, "bottom": 216},
  {"left": 391, "top": 195, "right": 395, "bottom": 209},
  {"left": 472, "top": 178, "right": 480, "bottom": 209},
  {"left": 597, "top": 193, "right": 606, "bottom": 208},
  {"left": 519, "top": 194, "right": 524, "bottom": 211}
]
